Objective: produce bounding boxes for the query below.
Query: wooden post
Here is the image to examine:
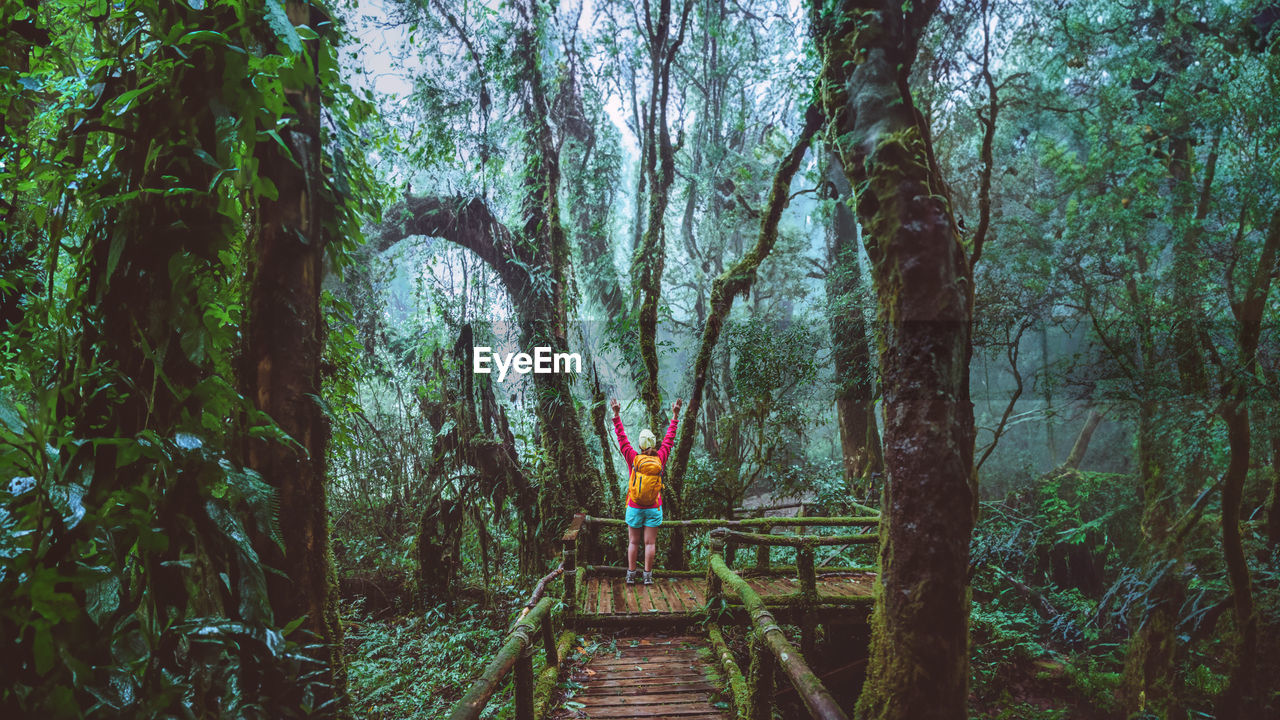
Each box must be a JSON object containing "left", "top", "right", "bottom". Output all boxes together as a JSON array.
[
  {"left": 562, "top": 514, "right": 584, "bottom": 615},
  {"left": 514, "top": 644, "right": 534, "bottom": 720},
  {"left": 674, "top": 525, "right": 688, "bottom": 569},
  {"left": 747, "top": 629, "right": 775, "bottom": 720},
  {"left": 755, "top": 526, "right": 770, "bottom": 571},
  {"left": 801, "top": 613, "right": 817, "bottom": 657},
  {"left": 451, "top": 597, "right": 553, "bottom": 720},
  {"left": 708, "top": 529, "right": 726, "bottom": 602},
  {"left": 708, "top": 554, "right": 851, "bottom": 720},
  {"left": 798, "top": 545, "right": 817, "bottom": 603},
  {"left": 541, "top": 615, "right": 557, "bottom": 665}
]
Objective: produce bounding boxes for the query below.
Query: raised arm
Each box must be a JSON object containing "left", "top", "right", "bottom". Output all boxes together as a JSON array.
[
  {"left": 611, "top": 399, "right": 637, "bottom": 466},
  {"left": 657, "top": 398, "right": 683, "bottom": 464}
]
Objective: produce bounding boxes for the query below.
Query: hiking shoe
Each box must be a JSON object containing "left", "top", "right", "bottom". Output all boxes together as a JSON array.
[
  {"left": 643, "top": 571, "right": 654, "bottom": 585},
  {"left": 626, "top": 570, "right": 637, "bottom": 584}
]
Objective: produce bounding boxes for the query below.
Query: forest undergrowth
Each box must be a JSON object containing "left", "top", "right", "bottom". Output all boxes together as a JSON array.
[{"left": 333, "top": 464, "right": 1280, "bottom": 719}]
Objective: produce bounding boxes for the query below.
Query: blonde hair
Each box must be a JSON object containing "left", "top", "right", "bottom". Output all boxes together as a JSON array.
[{"left": 637, "top": 428, "right": 657, "bottom": 451}]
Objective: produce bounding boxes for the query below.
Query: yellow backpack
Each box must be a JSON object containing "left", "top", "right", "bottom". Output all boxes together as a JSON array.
[{"left": 628, "top": 454, "right": 663, "bottom": 506}]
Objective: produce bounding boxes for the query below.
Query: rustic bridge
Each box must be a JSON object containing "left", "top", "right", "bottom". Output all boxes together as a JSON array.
[{"left": 448, "top": 508, "right": 880, "bottom": 720}]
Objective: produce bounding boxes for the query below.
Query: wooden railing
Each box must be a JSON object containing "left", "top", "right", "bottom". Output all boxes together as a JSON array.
[
  {"left": 453, "top": 511, "right": 879, "bottom": 720},
  {"left": 564, "top": 514, "right": 879, "bottom": 613},
  {"left": 707, "top": 528, "right": 852, "bottom": 720},
  {"left": 447, "top": 564, "right": 574, "bottom": 720}
]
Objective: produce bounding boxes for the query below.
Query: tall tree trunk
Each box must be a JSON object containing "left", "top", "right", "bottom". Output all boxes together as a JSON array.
[
  {"left": 557, "top": 67, "right": 646, "bottom": 391},
  {"left": 824, "top": 150, "right": 882, "bottom": 493},
  {"left": 1121, "top": 402, "right": 1186, "bottom": 720},
  {"left": 1115, "top": 225, "right": 1187, "bottom": 719},
  {"left": 376, "top": 2, "right": 604, "bottom": 549},
  {"left": 242, "top": 1, "right": 347, "bottom": 712},
  {"left": 1118, "top": 114, "right": 1222, "bottom": 720},
  {"left": 815, "top": 3, "right": 976, "bottom": 718},
  {"left": 1214, "top": 207, "right": 1278, "bottom": 719},
  {"left": 632, "top": 0, "right": 693, "bottom": 430},
  {"left": 666, "top": 104, "right": 824, "bottom": 560},
  {"left": 1269, "top": 413, "right": 1280, "bottom": 549},
  {"left": 591, "top": 369, "right": 622, "bottom": 510}
]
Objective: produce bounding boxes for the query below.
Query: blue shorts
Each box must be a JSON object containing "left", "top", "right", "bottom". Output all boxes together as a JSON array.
[{"left": 625, "top": 506, "right": 663, "bottom": 528}]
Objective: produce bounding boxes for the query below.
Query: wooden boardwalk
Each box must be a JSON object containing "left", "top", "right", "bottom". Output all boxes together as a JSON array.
[
  {"left": 558, "top": 635, "right": 728, "bottom": 719},
  {"left": 579, "top": 574, "right": 875, "bottom": 616}
]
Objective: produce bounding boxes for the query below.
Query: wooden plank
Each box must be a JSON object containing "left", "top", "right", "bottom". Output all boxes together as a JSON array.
[
  {"left": 586, "top": 712, "right": 727, "bottom": 717},
  {"left": 583, "top": 671, "right": 711, "bottom": 681},
  {"left": 582, "top": 662, "right": 704, "bottom": 673},
  {"left": 834, "top": 579, "right": 863, "bottom": 597},
  {"left": 616, "top": 638, "right": 691, "bottom": 650},
  {"left": 580, "top": 668, "right": 708, "bottom": 680},
  {"left": 634, "top": 583, "right": 653, "bottom": 612},
  {"left": 601, "top": 577, "right": 613, "bottom": 612},
  {"left": 653, "top": 582, "right": 675, "bottom": 613},
  {"left": 675, "top": 579, "right": 700, "bottom": 606},
  {"left": 640, "top": 583, "right": 664, "bottom": 613},
  {"left": 658, "top": 579, "right": 688, "bottom": 613},
  {"left": 599, "top": 577, "right": 614, "bottom": 614},
  {"left": 771, "top": 578, "right": 797, "bottom": 594},
  {"left": 819, "top": 579, "right": 853, "bottom": 597},
  {"left": 609, "top": 712, "right": 721, "bottom": 717},
  {"left": 610, "top": 578, "right": 626, "bottom": 615},
  {"left": 583, "top": 677, "right": 716, "bottom": 690},
  {"left": 648, "top": 580, "right": 674, "bottom": 612},
  {"left": 590, "top": 651, "right": 702, "bottom": 664},
  {"left": 622, "top": 582, "right": 641, "bottom": 614},
  {"left": 683, "top": 579, "right": 707, "bottom": 606},
  {"left": 579, "top": 682, "right": 717, "bottom": 696},
  {"left": 578, "top": 696, "right": 721, "bottom": 712},
  {"left": 664, "top": 578, "right": 691, "bottom": 607},
  {"left": 588, "top": 659, "right": 699, "bottom": 671},
  {"left": 590, "top": 645, "right": 689, "bottom": 657},
  {"left": 578, "top": 692, "right": 714, "bottom": 706}
]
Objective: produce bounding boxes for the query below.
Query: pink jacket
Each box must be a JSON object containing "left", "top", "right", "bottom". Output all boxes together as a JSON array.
[{"left": 613, "top": 415, "right": 678, "bottom": 509}]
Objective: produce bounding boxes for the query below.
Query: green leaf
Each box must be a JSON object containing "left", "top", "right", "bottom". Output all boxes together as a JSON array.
[
  {"left": 87, "top": 572, "right": 121, "bottom": 625},
  {"left": 281, "top": 615, "right": 307, "bottom": 637},
  {"left": 33, "top": 626, "right": 54, "bottom": 675},
  {"left": 105, "top": 234, "right": 125, "bottom": 282},
  {"left": 193, "top": 147, "right": 221, "bottom": 169},
  {"left": 0, "top": 396, "right": 23, "bottom": 433},
  {"left": 178, "top": 29, "right": 227, "bottom": 46},
  {"left": 264, "top": 0, "right": 302, "bottom": 54}
]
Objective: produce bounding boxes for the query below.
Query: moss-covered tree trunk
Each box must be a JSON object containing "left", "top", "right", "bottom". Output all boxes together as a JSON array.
[
  {"left": 632, "top": 0, "right": 692, "bottom": 430},
  {"left": 558, "top": 66, "right": 646, "bottom": 392},
  {"left": 1269, "top": 406, "right": 1280, "bottom": 549},
  {"left": 1213, "top": 207, "right": 1278, "bottom": 719},
  {"left": 378, "top": 2, "right": 604, "bottom": 550},
  {"left": 1115, "top": 224, "right": 1187, "bottom": 718},
  {"left": 516, "top": 0, "right": 605, "bottom": 546},
  {"left": 667, "top": 104, "right": 824, "bottom": 565},
  {"left": 815, "top": 2, "right": 976, "bottom": 718},
  {"left": 823, "top": 150, "right": 883, "bottom": 493},
  {"left": 1120, "top": 403, "right": 1185, "bottom": 719},
  {"left": 242, "top": 1, "right": 347, "bottom": 712}
]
